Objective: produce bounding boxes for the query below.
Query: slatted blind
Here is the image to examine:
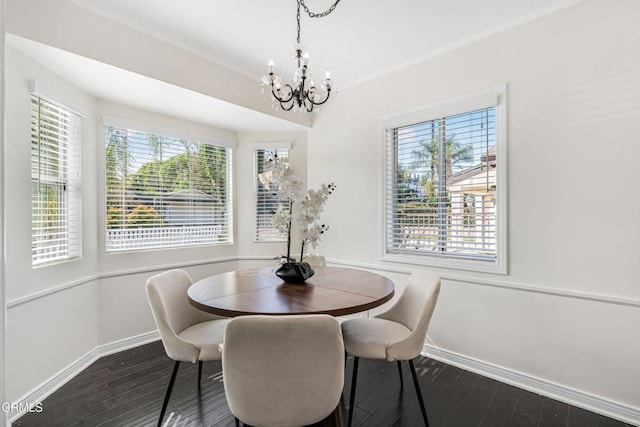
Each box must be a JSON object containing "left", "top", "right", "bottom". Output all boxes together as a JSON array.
[
  {"left": 254, "top": 148, "right": 289, "bottom": 242},
  {"left": 31, "top": 94, "right": 82, "bottom": 266},
  {"left": 105, "top": 125, "right": 232, "bottom": 251},
  {"left": 386, "top": 106, "right": 497, "bottom": 261}
]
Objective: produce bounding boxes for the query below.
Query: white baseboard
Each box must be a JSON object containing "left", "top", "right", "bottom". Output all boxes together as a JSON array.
[
  {"left": 8, "top": 331, "right": 159, "bottom": 424},
  {"left": 423, "top": 344, "right": 640, "bottom": 426},
  {"left": 96, "top": 330, "right": 159, "bottom": 358}
]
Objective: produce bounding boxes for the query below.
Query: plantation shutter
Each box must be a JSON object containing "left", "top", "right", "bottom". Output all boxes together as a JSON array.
[
  {"left": 105, "top": 125, "right": 232, "bottom": 251},
  {"left": 31, "top": 94, "right": 82, "bottom": 266},
  {"left": 386, "top": 105, "right": 497, "bottom": 261},
  {"left": 254, "top": 147, "right": 289, "bottom": 242}
]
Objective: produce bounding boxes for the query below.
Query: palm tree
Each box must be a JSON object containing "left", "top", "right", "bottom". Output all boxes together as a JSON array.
[
  {"left": 105, "top": 126, "right": 133, "bottom": 185},
  {"left": 411, "top": 135, "right": 473, "bottom": 198},
  {"left": 105, "top": 126, "right": 134, "bottom": 227}
]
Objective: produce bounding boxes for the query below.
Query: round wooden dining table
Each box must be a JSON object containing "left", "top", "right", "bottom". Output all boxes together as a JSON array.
[{"left": 187, "top": 265, "right": 395, "bottom": 317}]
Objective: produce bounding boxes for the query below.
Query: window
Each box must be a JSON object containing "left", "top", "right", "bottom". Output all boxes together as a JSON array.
[
  {"left": 383, "top": 86, "right": 506, "bottom": 273},
  {"left": 105, "top": 123, "right": 232, "bottom": 252},
  {"left": 31, "top": 94, "right": 82, "bottom": 266},
  {"left": 254, "top": 145, "right": 290, "bottom": 242}
]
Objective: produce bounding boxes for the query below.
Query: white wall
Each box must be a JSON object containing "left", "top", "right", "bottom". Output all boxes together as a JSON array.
[
  {"left": 4, "top": 46, "right": 100, "bottom": 402},
  {"left": 308, "top": 0, "right": 640, "bottom": 420}
]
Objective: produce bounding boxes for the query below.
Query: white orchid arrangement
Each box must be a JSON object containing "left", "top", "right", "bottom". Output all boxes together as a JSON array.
[{"left": 269, "top": 156, "right": 336, "bottom": 263}]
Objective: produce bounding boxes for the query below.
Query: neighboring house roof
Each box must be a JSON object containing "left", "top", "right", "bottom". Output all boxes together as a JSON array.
[
  {"left": 165, "top": 189, "right": 218, "bottom": 202},
  {"left": 447, "top": 145, "right": 497, "bottom": 186},
  {"left": 480, "top": 145, "right": 496, "bottom": 163},
  {"left": 448, "top": 160, "right": 496, "bottom": 185}
]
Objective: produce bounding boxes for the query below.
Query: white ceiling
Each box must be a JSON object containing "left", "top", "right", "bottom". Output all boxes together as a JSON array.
[{"left": 12, "top": 0, "right": 582, "bottom": 131}]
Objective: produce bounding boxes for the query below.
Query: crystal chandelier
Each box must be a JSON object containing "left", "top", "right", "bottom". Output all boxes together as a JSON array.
[{"left": 261, "top": 0, "right": 340, "bottom": 113}]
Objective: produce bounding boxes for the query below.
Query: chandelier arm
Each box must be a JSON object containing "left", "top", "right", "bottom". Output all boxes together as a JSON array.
[
  {"left": 271, "top": 84, "right": 295, "bottom": 103},
  {"left": 305, "top": 89, "right": 332, "bottom": 106},
  {"left": 305, "top": 101, "right": 314, "bottom": 113},
  {"left": 280, "top": 100, "right": 296, "bottom": 111}
]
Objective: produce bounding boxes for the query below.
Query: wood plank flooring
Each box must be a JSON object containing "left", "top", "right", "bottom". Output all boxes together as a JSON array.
[{"left": 13, "top": 341, "right": 632, "bottom": 427}]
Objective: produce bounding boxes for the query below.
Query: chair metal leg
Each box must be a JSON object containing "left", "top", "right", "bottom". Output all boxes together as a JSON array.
[
  {"left": 397, "top": 360, "right": 404, "bottom": 388},
  {"left": 348, "top": 356, "right": 359, "bottom": 427},
  {"left": 341, "top": 351, "right": 349, "bottom": 402},
  {"left": 234, "top": 417, "right": 240, "bottom": 427},
  {"left": 198, "top": 360, "right": 203, "bottom": 389},
  {"left": 408, "top": 359, "right": 429, "bottom": 427},
  {"left": 323, "top": 405, "right": 341, "bottom": 427},
  {"left": 158, "top": 360, "right": 181, "bottom": 427}
]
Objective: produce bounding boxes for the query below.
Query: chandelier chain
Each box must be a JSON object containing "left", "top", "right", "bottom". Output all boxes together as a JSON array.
[
  {"left": 296, "top": 1, "right": 301, "bottom": 43},
  {"left": 298, "top": 0, "right": 341, "bottom": 18}
]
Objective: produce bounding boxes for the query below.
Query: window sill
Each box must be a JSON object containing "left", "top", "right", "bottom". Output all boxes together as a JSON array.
[{"left": 382, "top": 252, "right": 507, "bottom": 275}]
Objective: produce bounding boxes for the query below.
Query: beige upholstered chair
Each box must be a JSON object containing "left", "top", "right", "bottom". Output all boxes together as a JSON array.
[
  {"left": 146, "top": 269, "right": 229, "bottom": 427},
  {"left": 222, "top": 314, "right": 344, "bottom": 427},
  {"left": 341, "top": 269, "right": 441, "bottom": 427}
]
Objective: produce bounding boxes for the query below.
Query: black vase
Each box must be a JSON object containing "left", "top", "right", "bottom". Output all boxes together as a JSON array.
[{"left": 275, "top": 261, "right": 315, "bottom": 284}]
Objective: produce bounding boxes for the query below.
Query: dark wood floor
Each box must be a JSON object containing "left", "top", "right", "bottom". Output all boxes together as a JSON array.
[{"left": 14, "top": 340, "right": 631, "bottom": 427}]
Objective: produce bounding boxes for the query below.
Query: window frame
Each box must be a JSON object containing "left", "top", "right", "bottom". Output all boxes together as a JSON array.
[
  {"left": 103, "top": 117, "right": 234, "bottom": 253},
  {"left": 30, "top": 92, "right": 83, "bottom": 267},
  {"left": 380, "top": 85, "right": 508, "bottom": 274},
  {"left": 252, "top": 142, "right": 291, "bottom": 243}
]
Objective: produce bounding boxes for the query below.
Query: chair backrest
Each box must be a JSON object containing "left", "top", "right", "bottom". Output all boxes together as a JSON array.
[
  {"left": 146, "top": 269, "right": 223, "bottom": 362},
  {"left": 377, "top": 270, "right": 441, "bottom": 360},
  {"left": 223, "top": 314, "right": 344, "bottom": 427}
]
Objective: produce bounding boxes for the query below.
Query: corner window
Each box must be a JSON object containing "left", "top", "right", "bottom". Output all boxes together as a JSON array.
[
  {"left": 31, "top": 94, "right": 82, "bottom": 266},
  {"left": 383, "top": 86, "right": 507, "bottom": 273},
  {"left": 254, "top": 144, "right": 290, "bottom": 242},
  {"left": 105, "top": 123, "right": 232, "bottom": 252}
]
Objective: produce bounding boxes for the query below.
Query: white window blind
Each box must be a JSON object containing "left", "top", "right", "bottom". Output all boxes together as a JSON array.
[
  {"left": 254, "top": 148, "right": 289, "bottom": 242},
  {"left": 31, "top": 94, "right": 82, "bottom": 266},
  {"left": 105, "top": 125, "right": 232, "bottom": 252},
  {"left": 386, "top": 102, "right": 500, "bottom": 265}
]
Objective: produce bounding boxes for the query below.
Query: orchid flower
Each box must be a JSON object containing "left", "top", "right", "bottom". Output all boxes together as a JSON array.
[{"left": 268, "top": 155, "right": 335, "bottom": 263}]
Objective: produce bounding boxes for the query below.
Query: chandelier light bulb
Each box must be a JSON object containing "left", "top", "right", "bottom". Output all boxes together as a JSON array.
[
  {"left": 268, "top": 60, "right": 275, "bottom": 73},
  {"left": 325, "top": 69, "right": 331, "bottom": 80}
]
